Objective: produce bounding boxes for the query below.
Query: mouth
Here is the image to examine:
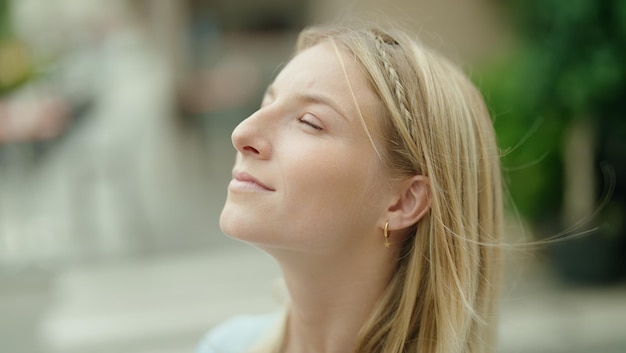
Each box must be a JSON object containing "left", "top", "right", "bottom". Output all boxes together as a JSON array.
[{"left": 231, "top": 170, "right": 275, "bottom": 192}]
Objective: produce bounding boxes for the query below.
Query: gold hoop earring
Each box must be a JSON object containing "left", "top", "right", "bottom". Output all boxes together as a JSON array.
[{"left": 384, "top": 221, "right": 391, "bottom": 248}]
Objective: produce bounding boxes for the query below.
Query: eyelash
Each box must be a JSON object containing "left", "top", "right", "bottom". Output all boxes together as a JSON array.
[{"left": 298, "top": 115, "right": 323, "bottom": 131}]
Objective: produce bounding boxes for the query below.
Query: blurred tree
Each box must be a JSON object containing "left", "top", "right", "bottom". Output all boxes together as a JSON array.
[
  {"left": 0, "top": 0, "right": 9, "bottom": 37},
  {"left": 479, "top": 0, "right": 626, "bottom": 283},
  {"left": 0, "top": 0, "right": 33, "bottom": 96}
]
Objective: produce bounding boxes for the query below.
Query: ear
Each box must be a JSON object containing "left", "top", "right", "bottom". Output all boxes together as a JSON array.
[{"left": 384, "top": 175, "right": 431, "bottom": 232}]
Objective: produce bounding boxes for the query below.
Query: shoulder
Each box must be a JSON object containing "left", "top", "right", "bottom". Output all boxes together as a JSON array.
[{"left": 195, "top": 312, "right": 281, "bottom": 353}]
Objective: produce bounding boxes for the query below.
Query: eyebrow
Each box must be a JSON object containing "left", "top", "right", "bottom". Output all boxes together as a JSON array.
[{"left": 265, "top": 85, "right": 350, "bottom": 123}]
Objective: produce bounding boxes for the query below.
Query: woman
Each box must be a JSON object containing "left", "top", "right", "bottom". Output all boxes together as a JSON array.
[{"left": 198, "top": 23, "right": 503, "bottom": 353}]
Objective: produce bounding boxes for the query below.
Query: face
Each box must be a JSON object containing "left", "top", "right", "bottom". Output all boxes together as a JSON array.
[{"left": 220, "top": 42, "right": 391, "bottom": 255}]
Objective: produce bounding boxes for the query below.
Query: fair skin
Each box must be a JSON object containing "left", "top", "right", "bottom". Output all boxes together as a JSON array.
[{"left": 220, "top": 42, "right": 430, "bottom": 353}]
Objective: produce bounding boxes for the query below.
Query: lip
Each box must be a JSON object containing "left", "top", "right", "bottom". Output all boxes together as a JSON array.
[{"left": 229, "top": 170, "right": 275, "bottom": 192}]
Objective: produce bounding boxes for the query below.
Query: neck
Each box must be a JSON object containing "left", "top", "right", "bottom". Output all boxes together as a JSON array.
[{"left": 271, "top": 246, "right": 398, "bottom": 353}]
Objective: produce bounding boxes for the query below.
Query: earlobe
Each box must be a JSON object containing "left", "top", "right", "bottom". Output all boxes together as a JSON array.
[{"left": 386, "top": 175, "right": 431, "bottom": 231}]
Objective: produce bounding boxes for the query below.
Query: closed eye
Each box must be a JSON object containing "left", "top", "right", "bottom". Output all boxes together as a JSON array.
[{"left": 298, "top": 114, "right": 324, "bottom": 131}]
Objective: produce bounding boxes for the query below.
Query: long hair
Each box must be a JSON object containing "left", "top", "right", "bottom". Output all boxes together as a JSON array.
[{"left": 255, "top": 23, "right": 503, "bottom": 353}]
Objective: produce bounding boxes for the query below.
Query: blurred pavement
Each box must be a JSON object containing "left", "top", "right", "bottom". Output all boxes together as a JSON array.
[{"left": 7, "top": 238, "right": 625, "bottom": 353}]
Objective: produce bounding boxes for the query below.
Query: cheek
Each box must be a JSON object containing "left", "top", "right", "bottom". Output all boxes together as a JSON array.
[{"left": 280, "top": 144, "right": 382, "bottom": 222}]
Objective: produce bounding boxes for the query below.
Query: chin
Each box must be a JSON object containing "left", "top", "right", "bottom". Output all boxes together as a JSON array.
[
  {"left": 219, "top": 206, "right": 238, "bottom": 238},
  {"left": 219, "top": 205, "right": 265, "bottom": 243}
]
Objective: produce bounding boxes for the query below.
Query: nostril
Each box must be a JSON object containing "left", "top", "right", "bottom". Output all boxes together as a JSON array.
[{"left": 243, "top": 146, "right": 259, "bottom": 154}]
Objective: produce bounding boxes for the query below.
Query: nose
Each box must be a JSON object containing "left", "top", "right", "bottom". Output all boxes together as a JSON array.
[{"left": 231, "top": 110, "right": 272, "bottom": 159}]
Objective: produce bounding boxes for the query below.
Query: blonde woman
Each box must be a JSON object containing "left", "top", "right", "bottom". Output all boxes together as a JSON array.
[{"left": 197, "top": 23, "right": 503, "bottom": 353}]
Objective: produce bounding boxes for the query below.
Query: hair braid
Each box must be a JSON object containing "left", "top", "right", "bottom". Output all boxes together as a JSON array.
[{"left": 372, "top": 31, "right": 415, "bottom": 130}]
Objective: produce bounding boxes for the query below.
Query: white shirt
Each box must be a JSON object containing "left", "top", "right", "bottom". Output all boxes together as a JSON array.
[{"left": 195, "top": 312, "right": 281, "bottom": 353}]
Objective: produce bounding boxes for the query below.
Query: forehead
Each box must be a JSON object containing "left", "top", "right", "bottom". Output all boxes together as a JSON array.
[{"left": 272, "top": 41, "right": 381, "bottom": 124}]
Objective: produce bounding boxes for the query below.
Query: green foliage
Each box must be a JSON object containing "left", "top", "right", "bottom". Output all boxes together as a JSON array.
[
  {"left": 477, "top": 0, "right": 626, "bottom": 226},
  {"left": 0, "top": 0, "right": 10, "bottom": 39},
  {"left": 0, "top": 1, "right": 35, "bottom": 96},
  {"left": 476, "top": 51, "right": 565, "bottom": 223},
  {"left": 507, "top": 0, "right": 626, "bottom": 119}
]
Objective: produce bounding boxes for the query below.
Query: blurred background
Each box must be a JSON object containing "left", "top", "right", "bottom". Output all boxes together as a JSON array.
[{"left": 0, "top": 0, "right": 624, "bottom": 352}]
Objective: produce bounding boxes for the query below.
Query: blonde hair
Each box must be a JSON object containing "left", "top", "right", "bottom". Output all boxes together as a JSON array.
[{"left": 256, "top": 23, "right": 503, "bottom": 353}]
